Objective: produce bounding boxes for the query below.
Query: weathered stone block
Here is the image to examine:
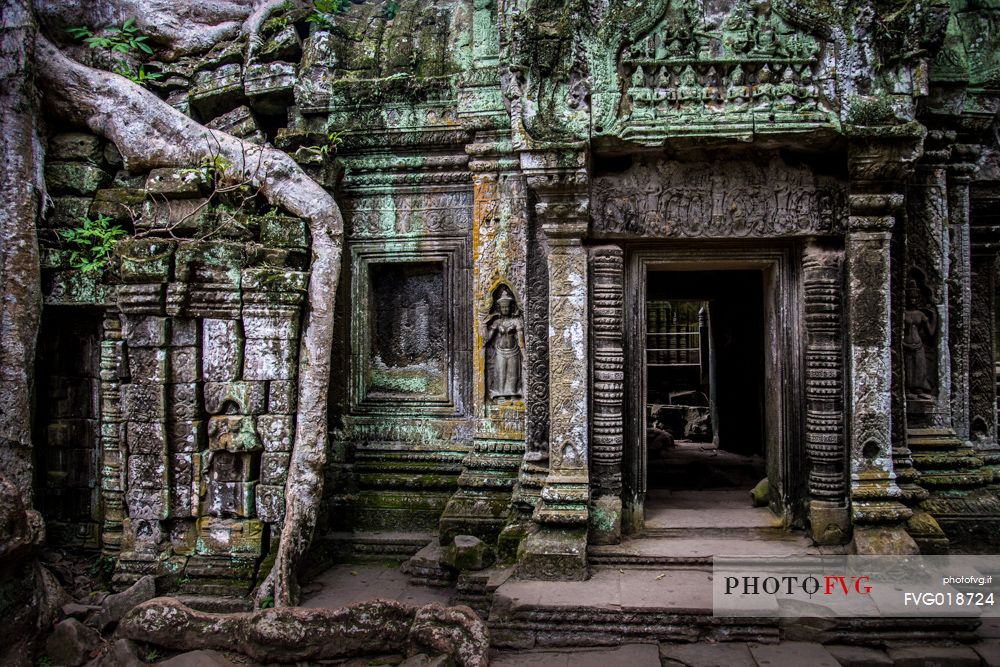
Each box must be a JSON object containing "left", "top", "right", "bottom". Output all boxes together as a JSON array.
[
  {"left": 207, "top": 416, "right": 262, "bottom": 452},
  {"left": 259, "top": 213, "right": 309, "bottom": 248},
  {"left": 45, "top": 618, "right": 103, "bottom": 666},
  {"left": 261, "top": 452, "right": 291, "bottom": 485},
  {"left": 122, "top": 315, "right": 167, "bottom": 348},
  {"left": 89, "top": 188, "right": 147, "bottom": 222},
  {"left": 205, "top": 105, "right": 265, "bottom": 144},
  {"left": 202, "top": 319, "right": 244, "bottom": 382},
  {"left": 257, "top": 414, "right": 294, "bottom": 452},
  {"left": 168, "top": 383, "right": 201, "bottom": 420},
  {"left": 137, "top": 197, "right": 213, "bottom": 234},
  {"left": 267, "top": 380, "right": 297, "bottom": 414},
  {"left": 144, "top": 167, "right": 208, "bottom": 199},
  {"left": 120, "top": 517, "right": 164, "bottom": 551},
  {"left": 190, "top": 64, "right": 245, "bottom": 118},
  {"left": 126, "top": 421, "right": 168, "bottom": 455},
  {"left": 204, "top": 381, "right": 267, "bottom": 415},
  {"left": 169, "top": 453, "right": 196, "bottom": 517},
  {"left": 125, "top": 488, "right": 168, "bottom": 521},
  {"left": 255, "top": 25, "right": 301, "bottom": 62},
  {"left": 128, "top": 347, "right": 168, "bottom": 385},
  {"left": 242, "top": 268, "right": 308, "bottom": 293},
  {"left": 169, "top": 420, "right": 205, "bottom": 453},
  {"left": 118, "top": 283, "right": 166, "bottom": 315},
  {"left": 184, "top": 282, "right": 242, "bottom": 319},
  {"left": 255, "top": 484, "right": 285, "bottom": 523},
  {"left": 244, "top": 62, "right": 296, "bottom": 114},
  {"left": 243, "top": 314, "right": 299, "bottom": 339},
  {"left": 118, "top": 238, "right": 175, "bottom": 284},
  {"left": 45, "top": 162, "right": 110, "bottom": 195},
  {"left": 174, "top": 241, "right": 246, "bottom": 285},
  {"left": 128, "top": 454, "right": 168, "bottom": 489},
  {"left": 194, "top": 517, "right": 263, "bottom": 557},
  {"left": 121, "top": 384, "right": 167, "bottom": 421},
  {"left": 243, "top": 337, "right": 297, "bottom": 380},
  {"left": 169, "top": 347, "right": 200, "bottom": 383},
  {"left": 442, "top": 535, "right": 491, "bottom": 571},
  {"left": 48, "top": 196, "right": 92, "bottom": 228},
  {"left": 169, "top": 318, "right": 198, "bottom": 347},
  {"left": 206, "top": 480, "right": 256, "bottom": 518},
  {"left": 49, "top": 132, "right": 102, "bottom": 162}
]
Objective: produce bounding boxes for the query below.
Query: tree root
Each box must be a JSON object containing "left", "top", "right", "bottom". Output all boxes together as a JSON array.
[
  {"left": 119, "top": 597, "right": 490, "bottom": 667},
  {"left": 35, "top": 34, "right": 343, "bottom": 608}
]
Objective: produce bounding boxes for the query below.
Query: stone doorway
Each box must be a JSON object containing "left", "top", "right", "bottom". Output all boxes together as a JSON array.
[{"left": 623, "top": 246, "right": 803, "bottom": 535}]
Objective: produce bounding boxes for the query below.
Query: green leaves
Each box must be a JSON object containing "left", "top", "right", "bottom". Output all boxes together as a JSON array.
[
  {"left": 59, "top": 214, "right": 128, "bottom": 274},
  {"left": 65, "top": 18, "right": 158, "bottom": 85},
  {"left": 306, "top": 0, "right": 351, "bottom": 30}
]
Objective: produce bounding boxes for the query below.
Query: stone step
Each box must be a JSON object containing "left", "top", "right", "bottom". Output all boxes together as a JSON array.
[
  {"left": 587, "top": 535, "right": 821, "bottom": 568},
  {"left": 309, "top": 531, "right": 436, "bottom": 568},
  {"left": 641, "top": 524, "right": 793, "bottom": 539},
  {"left": 489, "top": 568, "right": 780, "bottom": 647}
]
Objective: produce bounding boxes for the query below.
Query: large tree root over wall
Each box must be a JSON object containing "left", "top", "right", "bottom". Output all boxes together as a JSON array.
[
  {"left": 118, "top": 597, "right": 490, "bottom": 667},
  {"left": 33, "top": 25, "right": 342, "bottom": 608}
]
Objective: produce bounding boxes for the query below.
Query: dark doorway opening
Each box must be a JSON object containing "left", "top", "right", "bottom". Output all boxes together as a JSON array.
[
  {"left": 33, "top": 308, "right": 103, "bottom": 549},
  {"left": 644, "top": 270, "right": 767, "bottom": 512}
]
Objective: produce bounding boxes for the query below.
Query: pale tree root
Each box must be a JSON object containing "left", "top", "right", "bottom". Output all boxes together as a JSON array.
[
  {"left": 35, "top": 35, "right": 343, "bottom": 608},
  {"left": 118, "top": 597, "right": 490, "bottom": 667}
]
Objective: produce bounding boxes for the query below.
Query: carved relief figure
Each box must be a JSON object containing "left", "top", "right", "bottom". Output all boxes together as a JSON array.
[
  {"left": 485, "top": 286, "right": 525, "bottom": 400},
  {"left": 903, "top": 278, "right": 937, "bottom": 398}
]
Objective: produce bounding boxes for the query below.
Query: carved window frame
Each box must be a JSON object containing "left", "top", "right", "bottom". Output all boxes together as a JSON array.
[{"left": 348, "top": 238, "right": 469, "bottom": 416}]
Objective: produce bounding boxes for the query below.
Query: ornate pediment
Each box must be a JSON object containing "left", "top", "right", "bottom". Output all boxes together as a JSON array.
[{"left": 593, "top": 0, "right": 840, "bottom": 145}]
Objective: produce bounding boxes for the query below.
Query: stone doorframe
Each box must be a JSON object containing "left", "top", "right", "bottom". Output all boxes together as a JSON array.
[{"left": 618, "top": 242, "right": 806, "bottom": 536}]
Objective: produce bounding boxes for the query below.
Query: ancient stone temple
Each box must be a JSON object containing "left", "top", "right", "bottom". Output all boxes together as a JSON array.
[{"left": 24, "top": 0, "right": 1000, "bottom": 619}]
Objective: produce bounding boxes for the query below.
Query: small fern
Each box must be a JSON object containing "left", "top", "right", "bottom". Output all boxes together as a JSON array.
[{"left": 59, "top": 214, "right": 128, "bottom": 274}]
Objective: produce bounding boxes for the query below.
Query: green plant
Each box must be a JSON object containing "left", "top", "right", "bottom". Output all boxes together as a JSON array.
[
  {"left": 305, "top": 0, "right": 351, "bottom": 30},
  {"left": 67, "top": 18, "right": 153, "bottom": 54},
  {"left": 112, "top": 62, "right": 162, "bottom": 85},
  {"left": 183, "top": 155, "right": 233, "bottom": 186},
  {"left": 260, "top": 594, "right": 275, "bottom": 609},
  {"left": 36, "top": 657, "right": 53, "bottom": 667},
  {"left": 59, "top": 214, "right": 128, "bottom": 274},
  {"left": 145, "top": 648, "right": 161, "bottom": 662},
  {"left": 66, "top": 18, "right": 160, "bottom": 87}
]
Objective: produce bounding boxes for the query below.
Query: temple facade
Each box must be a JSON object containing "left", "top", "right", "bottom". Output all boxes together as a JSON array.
[{"left": 33, "top": 0, "right": 1000, "bottom": 598}]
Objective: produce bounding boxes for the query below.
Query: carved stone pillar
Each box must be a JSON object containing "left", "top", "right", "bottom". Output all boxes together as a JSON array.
[
  {"left": 905, "top": 138, "right": 997, "bottom": 549},
  {"left": 588, "top": 245, "right": 624, "bottom": 545},
  {"left": 846, "top": 211, "right": 916, "bottom": 554},
  {"left": 947, "top": 154, "right": 977, "bottom": 442},
  {"left": 802, "top": 240, "right": 849, "bottom": 545},
  {"left": 846, "top": 129, "right": 921, "bottom": 554},
  {"left": 99, "top": 311, "right": 125, "bottom": 554},
  {"left": 440, "top": 138, "right": 529, "bottom": 544},
  {"left": 516, "top": 151, "right": 590, "bottom": 580}
]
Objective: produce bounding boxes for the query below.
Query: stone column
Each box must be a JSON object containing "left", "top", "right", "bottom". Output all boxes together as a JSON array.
[
  {"left": 802, "top": 240, "right": 849, "bottom": 545},
  {"left": 588, "top": 245, "right": 625, "bottom": 545},
  {"left": 905, "top": 139, "right": 996, "bottom": 549},
  {"left": 440, "top": 137, "right": 529, "bottom": 545},
  {"left": 845, "top": 129, "right": 923, "bottom": 554},
  {"left": 99, "top": 311, "right": 125, "bottom": 555},
  {"left": 846, "top": 210, "right": 916, "bottom": 554},
  {"left": 517, "top": 151, "right": 590, "bottom": 580},
  {"left": 947, "top": 154, "right": 977, "bottom": 442}
]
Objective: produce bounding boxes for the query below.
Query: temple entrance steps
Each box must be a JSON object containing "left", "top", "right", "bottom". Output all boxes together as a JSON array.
[
  {"left": 307, "top": 531, "right": 434, "bottom": 570},
  {"left": 488, "top": 567, "right": 782, "bottom": 647},
  {"left": 590, "top": 487, "right": 837, "bottom": 569}
]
